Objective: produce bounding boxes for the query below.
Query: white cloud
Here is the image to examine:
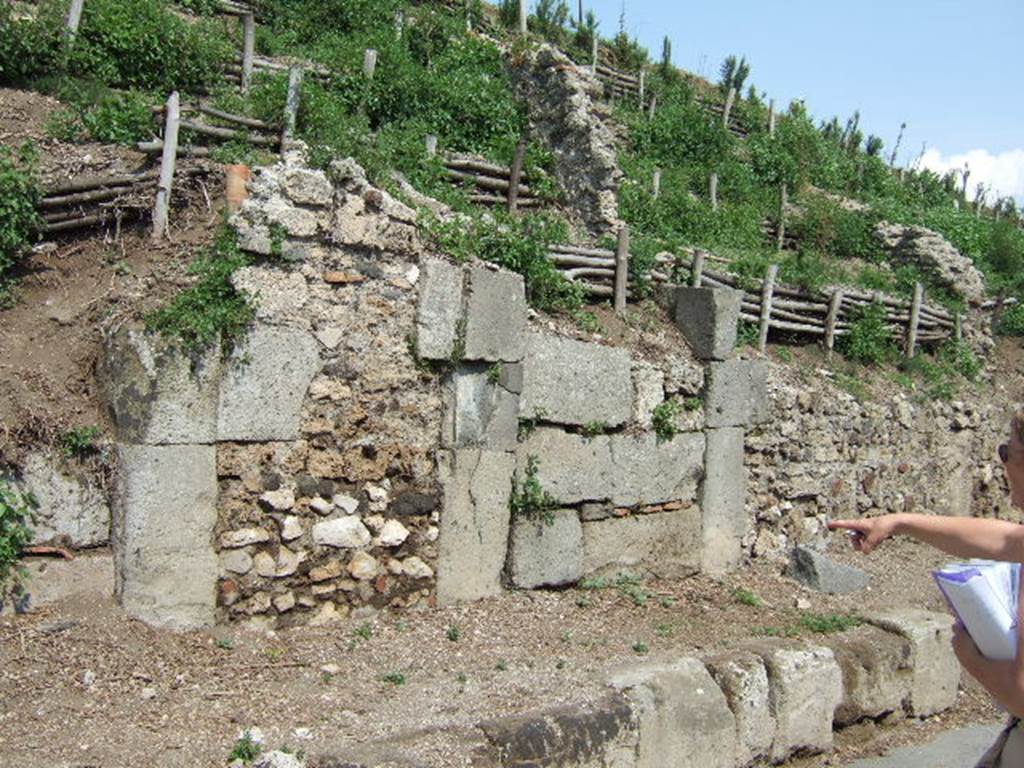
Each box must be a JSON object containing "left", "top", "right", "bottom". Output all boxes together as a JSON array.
[{"left": 919, "top": 147, "right": 1024, "bottom": 204}]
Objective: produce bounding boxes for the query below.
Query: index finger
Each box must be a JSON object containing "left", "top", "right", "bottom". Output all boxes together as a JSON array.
[{"left": 826, "top": 519, "right": 868, "bottom": 532}]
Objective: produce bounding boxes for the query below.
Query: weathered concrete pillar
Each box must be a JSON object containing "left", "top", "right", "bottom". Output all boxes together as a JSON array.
[
  {"left": 700, "top": 426, "right": 746, "bottom": 574},
  {"left": 704, "top": 358, "right": 769, "bottom": 429},
  {"left": 672, "top": 286, "right": 741, "bottom": 361}
]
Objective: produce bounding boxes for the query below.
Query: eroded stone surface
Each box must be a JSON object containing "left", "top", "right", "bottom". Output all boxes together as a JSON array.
[{"left": 508, "top": 509, "right": 584, "bottom": 589}]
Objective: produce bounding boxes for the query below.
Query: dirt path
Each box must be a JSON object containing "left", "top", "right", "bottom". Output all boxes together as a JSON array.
[{"left": 0, "top": 537, "right": 1002, "bottom": 767}]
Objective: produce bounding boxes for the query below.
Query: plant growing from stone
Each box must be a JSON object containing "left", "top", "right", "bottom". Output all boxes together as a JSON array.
[
  {"left": 59, "top": 425, "right": 101, "bottom": 458},
  {"left": 227, "top": 730, "right": 261, "bottom": 764},
  {"left": 651, "top": 400, "right": 679, "bottom": 443},
  {"left": 509, "top": 456, "right": 558, "bottom": 525},
  {"left": 0, "top": 479, "right": 36, "bottom": 606},
  {"left": 581, "top": 421, "right": 606, "bottom": 437}
]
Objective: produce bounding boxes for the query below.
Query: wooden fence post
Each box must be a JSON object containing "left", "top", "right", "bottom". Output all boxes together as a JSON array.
[
  {"left": 757, "top": 264, "right": 778, "bottom": 353},
  {"left": 241, "top": 12, "right": 255, "bottom": 94},
  {"left": 425, "top": 134, "right": 438, "bottom": 156},
  {"left": 723, "top": 87, "right": 736, "bottom": 128},
  {"left": 905, "top": 282, "right": 923, "bottom": 358},
  {"left": 955, "top": 312, "right": 963, "bottom": 342},
  {"left": 394, "top": 9, "right": 404, "bottom": 38},
  {"left": 709, "top": 172, "right": 718, "bottom": 212},
  {"left": 652, "top": 168, "right": 661, "bottom": 199},
  {"left": 152, "top": 92, "right": 180, "bottom": 240},
  {"left": 464, "top": 0, "right": 472, "bottom": 31},
  {"left": 591, "top": 35, "right": 598, "bottom": 74},
  {"left": 776, "top": 182, "right": 788, "bottom": 252},
  {"left": 768, "top": 99, "right": 776, "bottom": 137},
  {"left": 691, "top": 250, "right": 706, "bottom": 287},
  {"left": 518, "top": 0, "right": 527, "bottom": 35},
  {"left": 281, "top": 66, "right": 303, "bottom": 148},
  {"left": 824, "top": 288, "right": 843, "bottom": 361},
  {"left": 363, "top": 48, "right": 378, "bottom": 79},
  {"left": 507, "top": 138, "right": 527, "bottom": 214},
  {"left": 638, "top": 70, "right": 645, "bottom": 109},
  {"left": 66, "top": 0, "right": 85, "bottom": 38},
  {"left": 647, "top": 93, "right": 657, "bottom": 120},
  {"left": 614, "top": 225, "right": 630, "bottom": 316}
]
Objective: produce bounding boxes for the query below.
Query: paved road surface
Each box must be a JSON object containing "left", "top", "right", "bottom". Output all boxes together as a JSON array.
[{"left": 845, "top": 723, "right": 1003, "bottom": 767}]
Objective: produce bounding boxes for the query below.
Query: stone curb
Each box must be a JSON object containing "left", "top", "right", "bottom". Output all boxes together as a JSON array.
[{"left": 309, "top": 610, "right": 959, "bottom": 768}]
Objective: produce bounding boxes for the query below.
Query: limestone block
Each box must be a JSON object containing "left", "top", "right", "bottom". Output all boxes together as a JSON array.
[
  {"left": 631, "top": 362, "right": 664, "bottom": 429},
  {"left": 745, "top": 640, "right": 843, "bottom": 762},
  {"left": 704, "top": 651, "right": 774, "bottom": 766},
  {"left": 609, "top": 657, "right": 737, "bottom": 768},
  {"left": 264, "top": 198, "right": 319, "bottom": 237},
  {"left": 444, "top": 366, "right": 519, "bottom": 452},
  {"left": 863, "top": 609, "right": 959, "bottom": 717},
  {"left": 673, "top": 287, "right": 741, "bottom": 360},
  {"left": 98, "top": 328, "right": 222, "bottom": 445},
  {"left": 700, "top": 427, "right": 747, "bottom": 574},
  {"left": 790, "top": 546, "right": 870, "bottom": 594},
  {"left": 583, "top": 508, "right": 700, "bottom": 576},
  {"left": 218, "top": 325, "right": 321, "bottom": 441},
  {"left": 705, "top": 359, "right": 769, "bottom": 428},
  {"left": 516, "top": 427, "right": 704, "bottom": 507},
  {"left": 521, "top": 331, "right": 633, "bottom": 427},
  {"left": 822, "top": 625, "right": 913, "bottom": 726},
  {"left": 436, "top": 449, "right": 515, "bottom": 604},
  {"left": 113, "top": 444, "right": 218, "bottom": 629},
  {"left": 17, "top": 451, "right": 110, "bottom": 548},
  {"left": 415, "top": 258, "right": 463, "bottom": 361},
  {"left": 508, "top": 509, "right": 583, "bottom": 589},
  {"left": 282, "top": 167, "right": 333, "bottom": 207},
  {"left": 463, "top": 265, "right": 527, "bottom": 362}
]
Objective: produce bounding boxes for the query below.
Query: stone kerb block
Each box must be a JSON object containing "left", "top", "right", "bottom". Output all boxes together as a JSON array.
[
  {"left": 673, "top": 286, "right": 741, "bottom": 360},
  {"left": 745, "top": 640, "right": 843, "bottom": 762},
  {"left": 508, "top": 509, "right": 584, "bottom": 589},
  {"left": 443, "top": 365, "right": 518, "bottom": 452},
  {"left": 436, "top": 449, "right": 515, "bottom": 604},
  {"left": 98, "top": 328, "right": 222, "bottom": 445},
  {"left": 822, "top": 625, "right": 913, "bottom": 726},
  {"left": 704, "top": 359, "right": 769, "bottom": 428},
  {"left": 863, "top": 609, "right": 959, "bottom": 717},
  {"left": 700, "top": 427, "right": 747, "bottom": 574},
  {"left": 583, "top": 508, "right": 701, "bottom": 576},
  {"left": 415, "top": 258, "right": 464, "bottom": 361},
  {"left": 516, "top": 427, "right": 705, "bottom": 507},
  {"left": 463, "top": 265, "right": 527, "bottom": 362},
  {"left": 609, "top": 657, "right": 737, "bottom": 768},
  {"left": 18, "top": 451, "right": 110, "bottom": 548},
  {"left": 521, "top": 331, "right": 633, "bottom": 427},
  {"left": 113, "top": 444, "right": 218, "bottom": 629},
  {"left": 218, "top": 325, "right": 321, "bottom": 441},
  {"left": 704, "top": 651, "right": 775, "bottom": 766}
]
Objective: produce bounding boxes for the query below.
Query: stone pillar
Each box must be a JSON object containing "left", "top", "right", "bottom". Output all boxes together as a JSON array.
[{"left": 700, "top": 427, "right": 746, "bottom": 573}]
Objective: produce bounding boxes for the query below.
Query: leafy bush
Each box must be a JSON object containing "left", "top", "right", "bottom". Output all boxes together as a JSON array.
[
  {"left": 48, "top": 88, "right": 157, "bottom": 145},
  {"left": 838, "top": 302, "right": 896, "bottom": 365},
  {"left": 998, "top": 303, "right": 1024, "bottom": 337},
  {"left": 145, "top": 227, "right": 256, "bottom": 354},
  {"left": 0, "top": 478, "right": 37, "bottom": 602},
  {"left": 0, "top": 1, "right": 65, "bottom": 84},
  {"left": 0, "top": 144, "right": 42, "bottom": 305}
]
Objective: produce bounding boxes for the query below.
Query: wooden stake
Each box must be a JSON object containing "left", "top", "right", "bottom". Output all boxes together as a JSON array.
[
  {"left": 768, "top": 99, "right": 776, "bottom": 137},
  {"left": 614, "top": 225, "right": 630, "bottom": 316},
  {"left": 518, "top": 0, "right": 527, "bottom": 35},
  {"left": 647, "top": 93, "right": 657, "bottom": 120},
  {"left": 425, "top": 135, "right": 438, "bottom": 156},
  {"left": 591, "top": 35, "right": 598, "bottom": 74},
  {"left": 824, "top": 288, "right": 842, "bottom": 361},
  {"left": 464, "top": 0, "right": 472, "bottom": 31},
  {"left": 905, "top": 282, "right": 923, "bottom": 358},
  {"left": 757, "top": 263, "right": 778, "bottom": 353},
  {"left": 652, "top": 168, "right": 661, "bottom": 199},
  {"left": 394, "top": 9, "right": 404, "bottom": 38},
  {"left": 281, "top": 66, "right": 303, "bottom": 148},
  {"left": 723, "top": 87, "right": 736, "bottom": 128},
  {"left": 776, "top": 183, "right": 788, "bottom": 252},
  {"left": 66, "top": 0, "right": 85, "bottom": 37},
  {"left": 507, "top": 138, "right": 527, "bottom": 214},
  {"left": 691, "top": 250, "right": 706, "bottom": 287},
  {"left": 363, "top": 49, "right": 378, "bottom": 79},
  {"left": 638, "top": 70, "right": 645, "bottom": 108},
  {"left": 709, "top": 172, "right": 718, "bottom": 212},
  {"left": 152, "top": 92, "right": 180, "bottom": 241},
  {"left": 578, "top": 0, "right": 583, "bottom": 25},
  {"left": 955, "top": 312, "right": 963, "bottom": 342},
  {"left": 241, "top": 13, "right": 255, "bottom": 94}
]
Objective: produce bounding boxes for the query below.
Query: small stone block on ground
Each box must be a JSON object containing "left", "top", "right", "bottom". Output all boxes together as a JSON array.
[
  {"left": 462, "top": 265, "right": 527, "bottom": 362},
  {"left": 673, "top": 286, "right": 741, "bottom": 360},
  {"left": 508, "top": 509, "right": 583, "bottom": 589},
  {"left": 415, "top": 258, "right": 464, "bottom": 361},
  {"left": 704, "top": 359, "right": 769, "bottom": 428},
  {"left": 863, "top": 609, "right": 959, "bottom": 717},
  {"left": 790, "top": 545, "right": 870, "bottom": 594},
  {"left": 609, "top": 657, "right": 737, "bottom": 768}
]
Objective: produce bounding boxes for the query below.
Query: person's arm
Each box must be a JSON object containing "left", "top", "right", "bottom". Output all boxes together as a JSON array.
[
  {"left": 953, "top": 624, "right": 1024, "bottom": 717},
  {"left": 827, "top": 513, "right": 1024, "bottom": 560}
]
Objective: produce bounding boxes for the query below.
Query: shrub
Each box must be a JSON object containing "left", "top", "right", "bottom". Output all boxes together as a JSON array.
[
  {"left": 227, "top": 731, "right": 261, "bottom": 764},
  {"left": 652, "top": 400, "right": 679, "bottom": 442},
  {"left": 838, "top": 302, "right": 896, "bottom": 365},
  {"left": 0, "top": 1, "right": 65, "bottom": 84},
  {"left": 0, "top": 144, "right": 42, "bottom": 305},
  {"left": 998, "top": 303, "right": 1024, "bottom": 337},
  {"left": 48, "top": 88, "right": 157, "bottom": 145},
  {"left": 0, "top": 478, "right": 37, "bottom": 602},
  {"left": 510, "top": 455, "right": 557, "bottom": 525}
]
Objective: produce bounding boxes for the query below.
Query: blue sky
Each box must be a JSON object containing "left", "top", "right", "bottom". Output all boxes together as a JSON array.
[{"left": 575, "top": 0, "right": 1024, "bottom": 202}]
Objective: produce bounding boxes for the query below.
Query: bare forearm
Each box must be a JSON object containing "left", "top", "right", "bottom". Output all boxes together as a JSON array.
[
  {"left": 890, "top": 513, "right": 1024, "bottom": 561},
  {"left": 960, "top": 654, "right": 1024, "bottom": 717}
]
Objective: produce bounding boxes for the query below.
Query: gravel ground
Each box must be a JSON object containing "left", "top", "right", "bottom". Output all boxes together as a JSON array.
[{"left": 0, "top": 535, "right": 1003, "bottom": 767}]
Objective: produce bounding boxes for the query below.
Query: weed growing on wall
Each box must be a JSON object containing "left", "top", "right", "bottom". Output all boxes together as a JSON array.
[
  {"left": 651, "top": 400, "right": 679, "bottom": 443},
  {"left": 510, "top": 456, "right": 558, "bottom": 525}
]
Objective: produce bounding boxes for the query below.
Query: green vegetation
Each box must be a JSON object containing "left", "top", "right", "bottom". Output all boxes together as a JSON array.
[
  {"left": 0, "top": 479, "right": 36, "bottom": 604},
  {"left": 0, "top": 144, "right": 41, "bottom": 306},
  {"left": 754, "top": 611, "right": 862, "bottom": 638},
  {"left": 732, "top": 587, "right": 762, "bottom": 607},
  {"left": 145, "top": 226, "right": 256, "bottom": 354},
  {"left": 581, "top": 421, "right": 606, "bottom": 437},
  {"left": 381, "top": 671, "right": 407, "bottom": 686},
  {"left": 579, "top": 571, "right": 652, "bottom": 606},
  {"left": 652, "top": 400, "right": 679, "bottom": 442},
  {"left": 353, "top": 622, "right": 373, "bottom": 640},
  {"left": 631, "top": 641, "right": 649, "bottom": 655},
  {"left": 228, "top": 731, "right": 262, "bottom": 764},
  {"left": 510, "top": 455, "right": 558, "bottom": 525},
  {"left": 48, "top": 88, "right": 156, "bottom": 145},
  {"left": 446, "top": 624, "right": 461, "bottom": 642},
  {"left": 59, "top": 426, "right": 102, "bottom": 458},
  {"left": 837, "top": 302, "right": 896, "bottom": 365}
]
